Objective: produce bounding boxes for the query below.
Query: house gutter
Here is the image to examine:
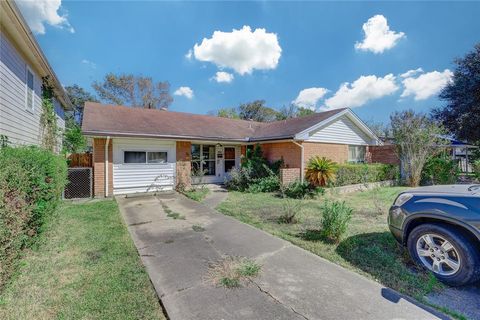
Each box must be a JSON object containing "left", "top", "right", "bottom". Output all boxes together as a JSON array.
[
  {"left": 292, "top": 140, "right": 304, "bottom": 182},
  {"left": 105, "top": 136, "right": 110, "bottom": 197}
]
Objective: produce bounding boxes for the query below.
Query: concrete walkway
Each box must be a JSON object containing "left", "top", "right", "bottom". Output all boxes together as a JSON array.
[
  {"left": 201, "top": 183, "right": 229, "bottom": 209},
  {"left": 117, "top": 193, "right": 447, "bottom": 320}
]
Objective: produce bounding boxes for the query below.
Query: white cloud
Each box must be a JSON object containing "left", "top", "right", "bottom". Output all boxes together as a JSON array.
[
  {"left": 400, "top": 69, "right": 453, "bottom": 100},
  {"left": 185, "top": 49, "right": 193, "bottom": 60},
  {"left": 81, "top": 59, "right": 96, "bottom": 69},
  {"left": 174, "top": 86, "right": 194, "bottom": 99},
  {"left": 323, "top": 74, "right": 399, "bottom": 110},
  {"left": 400, "top": 68, "right": 423, "bottom": 78},
  {"left": 293, "top": 87, "right": 329, "bottom": 109},
  {"left": 192, "top": 25, "right": 282, "bottom": 75},
  {"left": 355, "top": 15, "right": 405, "bottom": 54},
  {"left": 15, "top": 0, "right": 74, "bottom": 35},
  {"left": 213, "top": 71, "right": 234, "bottom": 83}
]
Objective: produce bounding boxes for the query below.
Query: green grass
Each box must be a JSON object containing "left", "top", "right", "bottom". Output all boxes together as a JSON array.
[
  {"left": 0, "top": 200, "right": 166, "bottom": 320},
  {"left": 183, "top": 187, "right": 209, "bottom": 202},
  {"left": 217, "top": 187, "right": 444, "bottom": 299},
  {"left": 236, "top": 260, "right": 261, "bottom": 277}
]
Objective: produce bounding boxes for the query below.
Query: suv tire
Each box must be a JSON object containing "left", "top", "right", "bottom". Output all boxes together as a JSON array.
[{"left": 407, "top": 223, "right": 480, "bottom": 286}]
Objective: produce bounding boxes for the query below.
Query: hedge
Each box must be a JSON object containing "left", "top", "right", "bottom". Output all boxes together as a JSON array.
[
  {"left": 0, "top": 146, "right": 67, "bottom": 287},
  {"left": 334, "top": 163, "right": 399, "bottom": 187}
]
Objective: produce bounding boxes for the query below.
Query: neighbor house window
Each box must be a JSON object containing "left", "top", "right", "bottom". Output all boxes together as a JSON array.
[
  {"left": 124, "top": 151, "right": 167, "bottom": 164},
  {"left": 348, "top": 145, "right": 366, "bottom": 163},
  {"left": 25, "top": 68, "right": 34, "bottom": 112},
  {"left": 191, "top": 144, "right": 216, "bottom": 176}
]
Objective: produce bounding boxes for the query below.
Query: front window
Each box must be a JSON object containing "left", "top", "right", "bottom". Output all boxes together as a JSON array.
[
  {"left": 191, "top": 144, "right": 216, "bottom": 176},
  {"left": 124, "top": 151, "right": 168, "bottom": 164},
  {"left": 26, "top": 69, "right": 34, "bottom": 111},
  {"left": 348, "top": 145, "right": 366, "bottom": 163}
]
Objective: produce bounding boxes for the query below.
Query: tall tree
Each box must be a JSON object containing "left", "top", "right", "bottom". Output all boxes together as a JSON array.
[
  {"left": 65, "top": 84, "right": 97, "bottom": 124},
  {"left": 390, "top": 110, "right": 444, "bottom": 187},
  {"left": 92, "top": 73, "right": 173, "bottom": 110},
  {"left": 238, "top": 100, "right": 279, "bottom": 122},
  {"left": 217, "top": 107, "right": 240, "bottom": 119},
  {"left": 432, "top": 43, "right": 480, "bottom": 143}
]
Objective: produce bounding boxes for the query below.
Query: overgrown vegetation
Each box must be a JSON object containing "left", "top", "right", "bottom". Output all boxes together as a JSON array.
[
  {"left": 421, "top": 152, "right": 460, "bottom": 185},
  {"left": 281, "top": 180, "right": 324, "bottom": 199},
  {"left": 0, "top": 146, "right": 67, "bottom": 287},
  {"left": 334, "top": 163, "right": 399, "bottom": 186},
  {"left": 183, "top": 186, "right": 209, "bottom": 202},
  {"left": 305, "top": 156, "right": 337, "bottom": 186},
  {"left": 320, "top": 200, "right": 353, "bottom": 243},
  {"left": 0, "top": 201, "right": 166, "bottom": 319},
  {"left": 207, "top": 256, "right": 261, "bottom": 288},
  {"left": 40, "top": 77, "right": 59, "bottom": 152}
]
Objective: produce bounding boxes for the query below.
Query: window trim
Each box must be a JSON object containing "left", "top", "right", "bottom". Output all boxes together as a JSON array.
[
  {"left": 123, "top": 150, "right": 168, "bottom": 165},
  {"left": 191, "top": 144, "right": 216, "bottom": 176},
  {"left": 25, "top": 66, "right": 35, "bottom": 113}
]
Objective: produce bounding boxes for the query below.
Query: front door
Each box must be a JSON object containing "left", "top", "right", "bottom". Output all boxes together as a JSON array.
[{"left": 224, "top": 147, "right": 236, "bottom": 175}]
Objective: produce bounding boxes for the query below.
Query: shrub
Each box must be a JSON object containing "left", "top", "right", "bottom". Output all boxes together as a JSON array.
[
  {"left": 421, "top": 153, "right": 460, "bottom": 185},
  {"left": 305, "top": 156, "right": 337, "bottom": 186},
  {"left": 320, "top": 200, "right": 353, "bottom": 243},
  {"left": 281, "top": 180, "right": 324, "bottom": 199},
  {"left": 471, "top": 159, "right": 480, "bottom": 180},
  {"left": 247, "top": 175, "right": 280, "bottom": 193},
  {"left": 278, "top": 198, "right": 303, "bottom": 223},
  {"left": 225, "top": 166, "right": 252, "bottom": 191},
  {"left": 0, "top": 146, "right": 67, "bottom": 286},
  {"left": 334, "top": 163, "right": 399, "bottom": 186}
]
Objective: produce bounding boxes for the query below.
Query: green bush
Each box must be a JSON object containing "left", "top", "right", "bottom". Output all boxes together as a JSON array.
[
  {"left": 0, "top": 146, "right": 67, "bottom": 286},
  {"left": 421, "top": 153, "right": 460, "bottom": 185},
  {"left": 471, "top": 159, "right": 480, "bottom": 180},
  {"left": 282, "top": 180, "right": 324, "bottom": 199},
  {"left": 320, "top": 200, "right": 353, "bottom": 243},
  {"left": 247, "top": 175, "right": 280, "bottom": 193},
  {"left": 334, "top": 163, "right": 399, "bottom": 186}
]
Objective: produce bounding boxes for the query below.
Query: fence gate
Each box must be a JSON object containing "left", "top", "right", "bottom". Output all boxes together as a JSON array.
[{"left": 64, "top": 168, "right": 92, "bottom": 199}]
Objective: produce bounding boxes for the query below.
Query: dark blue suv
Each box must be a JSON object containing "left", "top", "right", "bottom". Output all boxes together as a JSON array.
[{"left": 388, "top": 184, "right": 480, "bottom": 286}]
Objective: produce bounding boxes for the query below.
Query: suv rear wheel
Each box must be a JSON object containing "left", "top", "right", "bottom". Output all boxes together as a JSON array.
[{"left": 407, "top": 223, "right": 480, "bottom": 286}]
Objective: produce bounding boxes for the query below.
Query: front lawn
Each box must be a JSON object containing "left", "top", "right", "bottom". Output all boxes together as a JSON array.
[
  {"left": 0, "top": 200, "right": 165, "bottom": 320},
  {"left": 217, "top": 187, "right": 443, "bottom": 300}
]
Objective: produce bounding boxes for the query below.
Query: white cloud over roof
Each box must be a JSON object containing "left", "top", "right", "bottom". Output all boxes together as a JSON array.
[
  {"left": 293, "top": 87, "right": 329, "bottom": 109},
  {"left": 400, "top": 69, "right": 453, "bottom": 100},
  {"left": 355, "top": 15, "right": 405, "bottom": 54},
  {"left": 213, "top": 71, "right": 234, "bottom": 83},
  {"left": 174, "top": 86, "right": 194, "bottom": 99},
  {"left": 16, "top": 0, "right": 74, "bottom": 34},
  {"left": 192, "top": 26, "right": 282, "bottom": 75}
]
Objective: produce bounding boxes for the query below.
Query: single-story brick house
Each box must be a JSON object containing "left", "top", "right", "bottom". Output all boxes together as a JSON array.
[{"left": 82, "top": 102, "right": 385, "bottom": 197}]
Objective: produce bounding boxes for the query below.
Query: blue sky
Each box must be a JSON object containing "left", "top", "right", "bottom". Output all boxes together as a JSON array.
[{"left": 18, "top": 1, "right": 480, "bottom": 123}]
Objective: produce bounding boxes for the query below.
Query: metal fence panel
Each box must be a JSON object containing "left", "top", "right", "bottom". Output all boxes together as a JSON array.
[{"left": 64, "top": 168, "right": 92, "bottom": 199}]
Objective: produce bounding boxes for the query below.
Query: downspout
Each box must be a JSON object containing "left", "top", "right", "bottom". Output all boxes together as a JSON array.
[
  {"left": 292, "top": 140, "right": 304, "bottom": 182},
  {"left": 105, "top": 136, "right": 110, "bottom": 197}
]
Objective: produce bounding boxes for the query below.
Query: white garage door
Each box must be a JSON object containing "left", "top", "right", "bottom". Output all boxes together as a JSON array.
[{"left": 112, "top": 138, "right": 176, "bottom": 195}]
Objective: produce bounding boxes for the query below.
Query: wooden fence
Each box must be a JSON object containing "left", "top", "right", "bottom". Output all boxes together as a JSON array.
[{"left": 68, "top": 153, "right": 92, "bottom": 168}]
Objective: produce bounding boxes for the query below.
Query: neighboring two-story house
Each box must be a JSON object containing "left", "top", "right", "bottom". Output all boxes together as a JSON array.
[{"left": 0, "top": 0, "right": 71, "bottom": 151}]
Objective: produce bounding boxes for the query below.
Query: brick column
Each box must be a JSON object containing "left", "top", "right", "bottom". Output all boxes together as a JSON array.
[
  {"left": 280, "top": 168, "right": 301, "bottom": 185},
  {"left": 176, "top": 141, "right": 192, "bottom": 190},
  {"left": 93, "top": 137, "right": 113, "bottom": 197}
]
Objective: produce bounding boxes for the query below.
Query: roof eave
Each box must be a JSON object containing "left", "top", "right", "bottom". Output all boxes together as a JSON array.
[{"left": 82, "top": 130, "right": 249, "bottom": 142}]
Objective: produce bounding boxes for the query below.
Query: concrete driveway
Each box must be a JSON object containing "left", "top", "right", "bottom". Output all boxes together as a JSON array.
[{"left": 117, "top": 193, "right": 447, "bottom": 320}]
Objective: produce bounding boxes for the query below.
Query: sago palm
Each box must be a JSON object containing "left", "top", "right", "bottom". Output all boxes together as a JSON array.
[{"left": 305, "top": 156, "right": 337, "bottom": 186}]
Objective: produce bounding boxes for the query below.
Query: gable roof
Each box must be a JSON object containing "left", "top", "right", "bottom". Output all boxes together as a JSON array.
[{"left": 82, "top": 102, "right": 375, "bottom": 143}]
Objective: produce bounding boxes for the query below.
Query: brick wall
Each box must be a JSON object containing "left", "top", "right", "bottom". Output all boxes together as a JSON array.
[
  {"left": 369, "top": 145, "right": 400, "bottom": 165},
  {"left": 303, "top": 142, "right": 348, "bottom": 166},
  {"left": 259, "top": 142, "right": 302, "bottom": 168},
  {"left": 279, "top": 168, "right": 301, "bottom": 185},
  {"left": 176, "top": 141, "right": 192, "bottom": 189},
  {"left": 93, "top": 137, "right": 113, "bottom": 198}
]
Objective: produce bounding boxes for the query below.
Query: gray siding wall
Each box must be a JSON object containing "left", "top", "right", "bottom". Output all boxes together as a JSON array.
[
  {"left": 306, "top": 115, "right": 372, "bottom": 145},
  {"left": 0, "top": 30, "right": 65, "bottom": 148}
]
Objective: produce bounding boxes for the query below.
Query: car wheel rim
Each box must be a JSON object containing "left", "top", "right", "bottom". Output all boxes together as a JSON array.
[{"left": 416, "top": 233, "right": 461, "bottom": 276}]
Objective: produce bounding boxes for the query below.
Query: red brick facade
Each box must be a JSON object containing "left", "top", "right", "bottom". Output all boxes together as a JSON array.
[
  {"left": 303, "top": 142, "right": 349, "bottom": 167},
  {"left": 176, "top": 141, "right": 192, "bottom": 189},
  {"left": 93, "top": 137, "right": 113, "bottom": 198},
  {"left": 280, "top": 168, "right": 301, "bottom": 185},
  {"left": 259, "top": 142, "right": 302, "bottom": 168},
  {"left": 369, "top": 145, "right": 399, "bottom": 165}
]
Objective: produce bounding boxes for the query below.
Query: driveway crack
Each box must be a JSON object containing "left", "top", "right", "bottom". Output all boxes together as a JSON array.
[
  {"left": 129, "top": 220, "right": 152, "bottom": 226},
  {"left": 250, "top": 279, "right": 309, "bottom": 320}
]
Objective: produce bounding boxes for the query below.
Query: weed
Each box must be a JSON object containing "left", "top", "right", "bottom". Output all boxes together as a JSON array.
[
  {"left": 192, "top": 225, "right": 205, "bottom": 232},
  {"left": 207, "top": 256, "right": 261, "bottom": 289},
  {"left": 236, "top": 259, "right": 261, "bottom": 277}
]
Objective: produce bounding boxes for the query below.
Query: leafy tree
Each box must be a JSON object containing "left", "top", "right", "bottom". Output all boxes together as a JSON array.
[
  {"left": 92, "top": 73, "right": 173, "bottom": 110},
  {"left": 277, "top": 105, "right": 315, "bottom": 120},
  {"left": 432, "top": 43, "right": 480, "bottom": 143},
  {"left": 390, "top": 110, "right": 444, "bottom": 187},
  {"left": 296, "top": 107, "right": 315, "bottom": 118},
  {"left": 65, "top": 84, "right": 98, "bottom": 124},
  {"left": 63, "top": 117, "right": 86, "bottom": 154},
  {"left": 217, "top": 107, "right": 240, "bottom": 119},
  {"left": 364, "top": 120, "right": 391, "bottom": 138},
  {"left": 238, "top": 100, "right": 279, "bottom": 122}
]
